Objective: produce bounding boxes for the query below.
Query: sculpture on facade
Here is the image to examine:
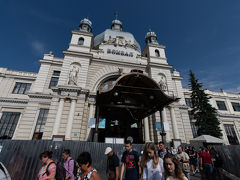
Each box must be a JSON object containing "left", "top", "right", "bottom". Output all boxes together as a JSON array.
[
  {"left": 68, "top": 65, "right": 79, "bottom": 85},
  {"left": 158, "top": 74, "right": 168, "bottom": 91}
]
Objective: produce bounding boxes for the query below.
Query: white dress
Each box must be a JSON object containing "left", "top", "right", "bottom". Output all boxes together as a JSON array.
[{"left": 142, "top": 158, "right": 164, "bottom": 180}]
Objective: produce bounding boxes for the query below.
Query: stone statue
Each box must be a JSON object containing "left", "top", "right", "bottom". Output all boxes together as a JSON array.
[
  {"left": 68, "top": 65, "right": 79, "bottom": 85},
  {"left": 158, "top": 75, "right": 167, "bottom": 91}
]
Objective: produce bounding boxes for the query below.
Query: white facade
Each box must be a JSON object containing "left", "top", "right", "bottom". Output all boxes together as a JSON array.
[
  {"left": 184, "top": 88, "right": 240, "bottom": 145},
  {"left": 0, "top": 18, "right": 239, "bottom": 144}
]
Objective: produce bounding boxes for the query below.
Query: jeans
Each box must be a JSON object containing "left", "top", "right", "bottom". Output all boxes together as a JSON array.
[{"left": 201, "top": 164, "right": 214, "bottom": 180}]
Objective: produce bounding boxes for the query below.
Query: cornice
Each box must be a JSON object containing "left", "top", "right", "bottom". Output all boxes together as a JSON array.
[
  {"left": 28, "top": 93, "right": 53, "bottom": 99},
  {"left": 217, "top": 113, "right": 240, "bottom": 119},
  {"left": 147, "top": 44, "right": 166, "bottom": 49},
  {"left": 40, "top": 59, "right": 63, "bottom": 66},
  {"left": 71, "top": 30, "right": 93, "bottom": 37},
  {"left": 149, "top": 56, "right": 167, "bottom": 61},
  {"left": 148, "top": 62, "right": 172, "bottom": 69},
  {"left": 63, "top": 50, "right": 93, "bottom": 59},
  {"left": 52, "top": 85, "right": 82, "bottom": 93},
  {"left": 0, "top": 98, "right": 28, "bottom": 104},
  {"left": 172, "top": 76, "right": 183, "bottom": 80},
  {"left": 92, "top": 57, "right": 147, "bottom": 68}
]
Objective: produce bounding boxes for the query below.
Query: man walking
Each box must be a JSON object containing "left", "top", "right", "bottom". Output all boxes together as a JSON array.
[
  {"left": 120, "top": 140, "right": 139, "bottom": 180},
  {"left": 105, "top": 147, "right": 119, "bottom": 180},
  {"left": 176, "top": 146, "right": 190, "bottom": 180},
  {"left": 157, "top": 141, "right": 168, "bottom": 159},
  {"left": 199, "top": 147, "right": 214, "bottom": 180},
  {"left": 62, "top": 149, "right": 75, "bottom": 180}
]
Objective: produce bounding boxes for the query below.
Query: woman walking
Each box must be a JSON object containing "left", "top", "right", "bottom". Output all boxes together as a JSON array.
[
  {"left": 163, "top": 153, "right": 188, "bottom": 180},
  {"left": 77, "top": 152, "right": 101, "bottom": 180},
  {"left": 140, "top": 142, "right": 164, "bottom": 180},
  {"left": 37, "top": 151, "right": 56, "bottom": 180}
]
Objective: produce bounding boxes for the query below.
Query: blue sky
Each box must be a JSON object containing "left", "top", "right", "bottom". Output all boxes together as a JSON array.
[{"left": 0, "top": 0, "right": 240, "bottom": 93}]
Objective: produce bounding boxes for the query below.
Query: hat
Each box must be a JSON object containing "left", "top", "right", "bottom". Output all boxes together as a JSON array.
[{"left": 105, "top": 147, "right": 112, "bottom": 155}]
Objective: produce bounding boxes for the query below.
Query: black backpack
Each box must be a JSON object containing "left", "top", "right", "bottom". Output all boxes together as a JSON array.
[
  {"left": 68, "top": 158, "right": 79, "bottom": 178},
  {"left": 45, "top": 161, "right": 66, "bottom": 180}
]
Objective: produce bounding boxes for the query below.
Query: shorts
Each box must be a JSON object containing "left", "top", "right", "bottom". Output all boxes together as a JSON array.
[{"left": 189, "top": 158, "right": 197, "bottom": 165}]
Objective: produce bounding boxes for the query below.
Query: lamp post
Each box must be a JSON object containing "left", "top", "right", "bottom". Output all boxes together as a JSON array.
[{"left": 159, "top": 109, "right": 166, "bottom": 144}]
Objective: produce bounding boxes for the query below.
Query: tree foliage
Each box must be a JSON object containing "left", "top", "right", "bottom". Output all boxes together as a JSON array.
[{"left": 189, "top": 70, "right": 222, "bottom": 138}]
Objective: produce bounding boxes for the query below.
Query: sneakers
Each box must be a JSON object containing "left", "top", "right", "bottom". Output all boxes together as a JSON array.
[{"left": 195, "top": 169, "right": 200, "bottom": 173}]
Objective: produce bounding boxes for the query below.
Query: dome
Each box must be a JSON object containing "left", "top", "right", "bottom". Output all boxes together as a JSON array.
[
  {"left": 94, "top": 29, "right": 141, "bottom": 52},
  {"left": 112, "top": 19, "right": 122, "bottom": 26},
  {"left": 145, "top": 30, "right": 159, "bottom": 44},
  {"left": 111, "top": 19, "right": 122, "bottom": 31},
  {"left": 79, "top": 18, "right": 92, "bottom": 33},
  {"left": 81, "top": 18, "right": 92, "bottom": 27}
]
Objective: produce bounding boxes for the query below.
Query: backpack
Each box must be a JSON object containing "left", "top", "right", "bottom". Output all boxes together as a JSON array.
[
  {"left": 69, "top": 158, "right": 79, "bottom": 178},
  {"left": 46, "top": 161, "right": 66, "bottom": 180}
]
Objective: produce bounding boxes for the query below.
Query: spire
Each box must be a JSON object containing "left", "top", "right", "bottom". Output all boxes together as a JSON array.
[
  {"left": 79, "top": 17, "right": 92, "bottom": 33},
  {"left": 111, "top": 12, "right": 122, "bottom": 31},
  {"left": 145, "top": 29, "right": 159, "bottom": 45}
]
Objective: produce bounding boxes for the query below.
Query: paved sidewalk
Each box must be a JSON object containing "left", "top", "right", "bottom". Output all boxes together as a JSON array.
[{"left": 190, "top": 172, "right": 201, "bottom": 180}]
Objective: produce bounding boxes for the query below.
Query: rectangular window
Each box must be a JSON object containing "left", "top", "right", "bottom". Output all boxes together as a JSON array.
[
  {"left": 216, "top": 101, "right": 227, "bottom": 111},
  {"left": 12, "top": 82, "right": 31, "bottom": 94},
  {"left": 231, "top": 102, "right": 240, "bottom": 112},
  {"left": 0, "top": 112, "right": 21, "bottom": 139},
  {"left": 224, "top": 124, "right": 239, "bottom": 145},
  {"left": 49, "top": 71, "right": 60, "bottom": 88},
  {"left": 33, "top": 109, "right": 49, "bottom": 140},
  {"left": 191, "top": 122, "right": 198, "bottom": 138},
  {"left": 185, "top": 98, "right": 193, "bottom": 108}
]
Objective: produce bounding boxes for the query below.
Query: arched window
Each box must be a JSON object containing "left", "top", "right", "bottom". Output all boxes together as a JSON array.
[
  {"left": 78, "top": 37, "right": 84, "bottom": 45},
  {"left": 155, "top": 49, "right": 160, "bottom": 57}
]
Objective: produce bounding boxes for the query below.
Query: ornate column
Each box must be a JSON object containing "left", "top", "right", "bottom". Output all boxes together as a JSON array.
[
  {"left": 161, "top": 108, "right": 170, "bottom": 141},
  {"left": 52, "top": 98, "right": 64, "bottom": 136},
  {"left": 144, "top": 117, "right": 150, "bottom": 142},
  {"left": 65, "top": 99, "right": 77, "bottom": 140},
  {"left": 170, "top": 106, "right": 180, "bottom": 139}
]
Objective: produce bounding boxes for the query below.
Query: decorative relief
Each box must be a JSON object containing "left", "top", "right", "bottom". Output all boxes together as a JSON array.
[
  {"left": 103, "top": 36, "right": 139, "bottom": 51},
  {"left": 68, "top": 63, "right": 80, "bottom": 86}
]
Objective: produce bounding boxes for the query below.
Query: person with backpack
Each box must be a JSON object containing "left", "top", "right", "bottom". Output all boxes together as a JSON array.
[
  {"left": 105, "top": 147, "right": 119, "bottom": 180},
  {"left": 37, "top": 151, "right": 56, "bottom": 180},
  {"left": 120, "top": 140, "right": 139, "bottom": 180},
  {"left": 62, "top": 149, "right": 75, "bottom": 180}
]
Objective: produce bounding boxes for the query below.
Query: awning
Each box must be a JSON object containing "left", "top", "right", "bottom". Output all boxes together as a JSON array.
[{"left": 97, "top": 70, "right": 177, "bottom": 120}]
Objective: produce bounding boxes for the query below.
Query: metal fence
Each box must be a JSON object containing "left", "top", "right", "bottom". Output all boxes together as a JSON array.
[{"left": 0, "top": 140, "right": 144, "bottom": 180}]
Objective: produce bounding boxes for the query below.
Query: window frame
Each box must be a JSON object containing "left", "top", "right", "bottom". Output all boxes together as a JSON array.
[
  {"left": 185, "top": 98, "right": 193, "bottom": 108},
  {"left": 12, "top": 82, "right": 31, "bottom": 94},
  {"left": 49, "top": 70, "right": 61, "bottom": 89},
  {"left": 78, "top": 37, "right": 84, "bottom": 45},
  {"left": 155, "top": 49, "right": 160, "bottom": 57},
  {"left": 33, "top": 108, "right": 49, "bottom": 140},
  {"left": 231, "top": 102, "right": 240, "bottom": 112},
  {"left": 0, "top": 112, "right": 21, "bottom": 139},
  {"left": 224, "top": 124, "right": 239, "bottom": 145},
  {"left": 216, "top": 100, "right": 227, "bottom": 111}
]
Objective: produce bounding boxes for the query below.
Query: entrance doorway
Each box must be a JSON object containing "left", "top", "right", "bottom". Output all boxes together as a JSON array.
[
  {"left": 97, "top": 105, "right": 143, "bottom": 143},
  {"left": 94, "top": 70, "right": 175, "bottom": 143}
]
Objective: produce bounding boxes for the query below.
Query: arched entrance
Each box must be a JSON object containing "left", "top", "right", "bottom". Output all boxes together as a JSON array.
[{"left": 93, "top": 70, "right": 176, "bottom": 143}]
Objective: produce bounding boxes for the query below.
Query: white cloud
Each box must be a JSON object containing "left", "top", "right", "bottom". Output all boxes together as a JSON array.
[{"left": 31, "top": 41, "right": 45, "bottom": 54}]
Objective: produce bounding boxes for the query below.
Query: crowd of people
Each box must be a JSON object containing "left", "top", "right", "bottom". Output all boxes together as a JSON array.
[{"left": 36, "top": 141, "right": 221, "bottom": 180}]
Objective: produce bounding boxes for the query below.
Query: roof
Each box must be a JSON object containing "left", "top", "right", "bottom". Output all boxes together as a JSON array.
[
  {"left": 93, "top": 29, "right": 141, "bottom": 52},
  {"left": 191, "top": 135, "right": 224, "bottom": 144}
]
